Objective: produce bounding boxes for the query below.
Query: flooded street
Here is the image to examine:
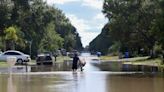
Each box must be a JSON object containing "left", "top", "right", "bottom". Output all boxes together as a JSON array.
[{"left": 0, "top": 53, "right": 164, "bottom": 92}]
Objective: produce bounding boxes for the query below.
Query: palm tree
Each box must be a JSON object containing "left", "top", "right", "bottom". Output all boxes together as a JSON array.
[{"left": 4, "top": 26, "right": 18, "bottom": 50}]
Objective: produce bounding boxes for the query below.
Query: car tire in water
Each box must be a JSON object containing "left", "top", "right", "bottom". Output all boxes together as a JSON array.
[
  {"left": 17, "top": 59, "right": 23, "bottom": 64},
  {"left": 37, "top": 63, "right": 41, "bottom": 65}
]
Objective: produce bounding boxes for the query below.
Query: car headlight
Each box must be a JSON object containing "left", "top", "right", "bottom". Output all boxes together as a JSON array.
[{"left": 27, "top": 57, "right": 31, "bottom": 60}]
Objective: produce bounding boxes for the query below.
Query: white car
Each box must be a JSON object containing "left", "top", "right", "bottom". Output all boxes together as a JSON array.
[{"left": 0, "top": 50, "right": 31, "bottom": 63}]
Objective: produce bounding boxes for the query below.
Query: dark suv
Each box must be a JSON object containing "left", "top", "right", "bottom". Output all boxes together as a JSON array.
[{"left": 36, "top": 54, "right": 53, "bottom": 65}]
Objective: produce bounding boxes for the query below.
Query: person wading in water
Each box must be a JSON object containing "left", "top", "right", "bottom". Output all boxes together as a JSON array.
[{"left": 72, "top": 53, "right": 79, "bottom": 72}]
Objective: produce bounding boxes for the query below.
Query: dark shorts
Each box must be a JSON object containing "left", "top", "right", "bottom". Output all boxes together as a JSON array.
[{"left": 72, "top": 63, "right": 78, "bottom": 69}]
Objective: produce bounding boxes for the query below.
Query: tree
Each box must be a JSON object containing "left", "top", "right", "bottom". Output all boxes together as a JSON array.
[
  {"left": 0, "top": 0, "right": 83, "bottom": 58},
  {"left": 102, "top": 0, "right": 160, "bottom": 57},
  {"left": 89, "top": 23, "right": 112, "bottom": 55},
  {"left": 4, "top": 26, "right": 18, "bottom": 50},
  {"left": 64, "top": 34, "right": 76, "bottom": 51},
  {"left": 39, "top": 22, "right": 63, "bottom": 52},
  {"left": 0, "top": 1, "right": 13, "bottom": 33},
  {"left": 150, "top": 0, "right": 164, "bottom": 61}
]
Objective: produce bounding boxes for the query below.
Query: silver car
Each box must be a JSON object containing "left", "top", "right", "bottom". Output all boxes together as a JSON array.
[{"left": 0, "top": 50, "right": 31, "bottom": 63}]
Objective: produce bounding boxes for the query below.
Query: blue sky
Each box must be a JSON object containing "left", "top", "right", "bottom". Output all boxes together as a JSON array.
[{"left": 45, "top": 0, "right": 108, "bottom": 47}]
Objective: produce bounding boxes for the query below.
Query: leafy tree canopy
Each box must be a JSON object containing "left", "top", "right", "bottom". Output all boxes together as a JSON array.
[{"left": 0, "top": 0, "right": 83, "bottom": 57}]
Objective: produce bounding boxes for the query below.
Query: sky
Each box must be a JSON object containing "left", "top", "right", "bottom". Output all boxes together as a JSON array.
[{"left": 45, "top": 0, "right": 108, "bottom": 47}]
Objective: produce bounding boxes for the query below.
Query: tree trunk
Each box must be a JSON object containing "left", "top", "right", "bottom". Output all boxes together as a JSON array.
[
  {"left": 5, "top": 40, "right": 15, "bottom": 50},
  {"left": 149, "top": 48, "right": 156, "bottom": 59},
  {"left": 162, "top": 50, "right": 164, "bottom": 65}
]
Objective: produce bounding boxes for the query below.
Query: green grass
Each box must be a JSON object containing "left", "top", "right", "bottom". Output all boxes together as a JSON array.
[
  {"left": 120, "top": 56, "right": 149, "bottom": 62},
  {"left": 124, "top": 58, "right": 162, "bottom": 66},
  {"left": 27, "top": 59, "right": 36, "bottom": 65},
  {"left": 100, "top": 56, "right": 119, "bottom": 61},
  {"left": 0, "top": 61, "right": 8, "bottom": 67},
  {"left": 56, "top": 56, "right": 72, "bottom": 62},
  {"left": 100, "top": 55, "right": 164, "bottom": 66},
  {"left": 161, "top": 65, "right": 164, "bottom": 68},
  {"left": 100, "top": 56, "right": 149, "bottom": 62},
  {"left": 27, "top": 56, "right": 72, "bottom": 65}
]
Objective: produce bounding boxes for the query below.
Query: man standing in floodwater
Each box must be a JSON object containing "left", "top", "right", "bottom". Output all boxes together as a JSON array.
[{"left": 72, "top": 53, "right": 79, "bottom": 72}]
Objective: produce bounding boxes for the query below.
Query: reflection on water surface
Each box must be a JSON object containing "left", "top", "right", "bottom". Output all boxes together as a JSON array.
[
  {"left": 0, "top": 72, "right": 164, "bottom": 92},
  {"left": 0, "top": 53, "right": 164, "bottom": 92}
]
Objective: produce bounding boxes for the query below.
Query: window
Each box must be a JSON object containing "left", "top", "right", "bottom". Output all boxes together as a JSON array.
[{"left": 4, "top": 52, "right": 21, "bottom": 55}]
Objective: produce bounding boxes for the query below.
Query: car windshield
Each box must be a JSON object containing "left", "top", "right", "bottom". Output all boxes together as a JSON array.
[{"left": 37, "top": 55, "right": 52, "bottom": 61}]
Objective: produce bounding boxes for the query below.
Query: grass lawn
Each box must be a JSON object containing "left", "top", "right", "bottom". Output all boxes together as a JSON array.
[
  {"left": 0, "top": 61, "right": 8, "bottom": 67},
  {"left": 100, "top": 55, "right": 149, "bottom": 62},
  {"left": 28, "top": 56, "right": 72, "bottom": 65},
  {"left": 100, "top": 56, "right": 119, "bottom": 61},
  {"left": 124, "top": 58, "right": 163, "bottom": 66},
  {"left": 56, "top": 56, "right": 72, "bottom": 62},
  {"left": 100, "top": 55, "right": 164, "bottom": 66}
]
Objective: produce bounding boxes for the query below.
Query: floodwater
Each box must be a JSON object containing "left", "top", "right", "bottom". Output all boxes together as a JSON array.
[{"left": 0, "top": 53, "right": 164, "bottom": 92}]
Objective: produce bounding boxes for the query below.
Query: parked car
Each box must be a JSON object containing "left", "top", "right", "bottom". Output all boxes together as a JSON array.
[
  {"left": 36, "top": 54, "right": 53, "bottom": 65},
  {"left": 0, "top": 50, "right": 31, "bottom": 64},
  {"left": 60, "top": 49, "right": 67, "bottom": 56},
  {"left": 68, "top": 50, "right": 80, "bottom": 58}
]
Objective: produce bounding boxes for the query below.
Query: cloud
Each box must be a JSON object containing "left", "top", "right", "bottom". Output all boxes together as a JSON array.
[
  {"left": 44, "top": 0, "right": 78, "bottom": 5},
  {"left": 66, "top": 14, "right": 94, "bottom": 47},
  {"left": 45, "top": 0, "right": 104, "bottom": 10},
  {"left": 93, "top": 13, "right": 107, "bottom": 29},
  {"left": 45, "top": 0, "right": 107, "bottom": 46},
  {"left": 81, "top": 32, "right": 99, "bottom": 47},
  {"left": 66, "top": 14, "right": 91, "bottom": 31},
  {"left": 94, "top": 13, "right": 105, "bottom": 20},
  {"left": 66, "top": 13, "right": 107, "bottom": 47},
  {"left": 82, "top": 0, "right": 104, "bottom": 10}
]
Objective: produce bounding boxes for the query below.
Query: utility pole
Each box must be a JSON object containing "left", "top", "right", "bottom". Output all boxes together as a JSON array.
[{"left": 29, "top": 40, "right": 32, "bottom": 57}]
